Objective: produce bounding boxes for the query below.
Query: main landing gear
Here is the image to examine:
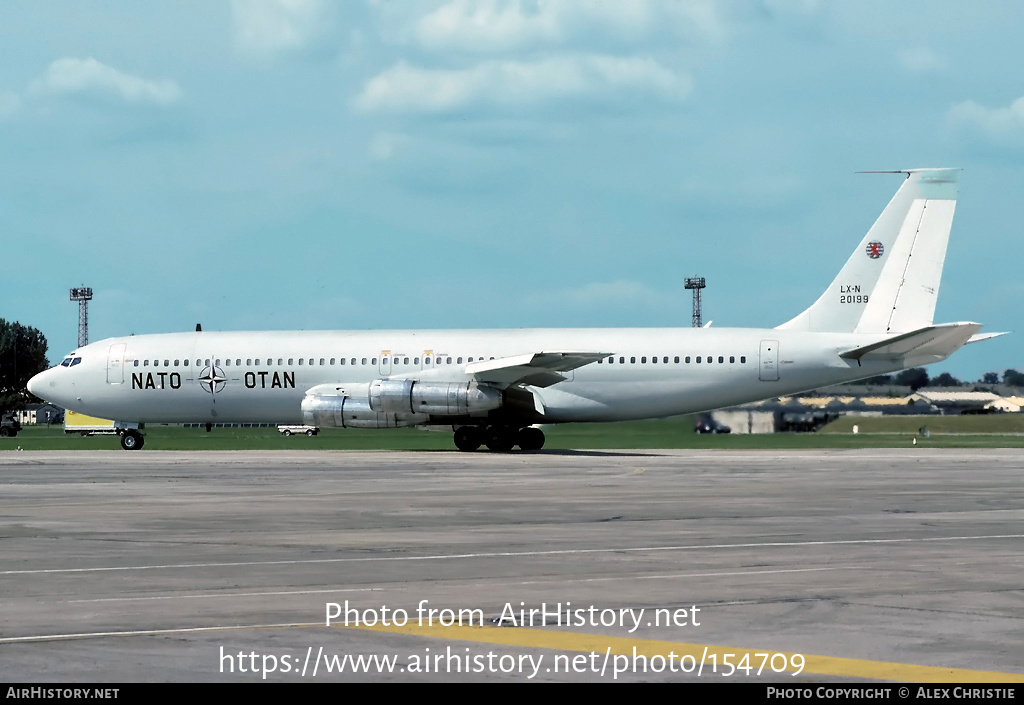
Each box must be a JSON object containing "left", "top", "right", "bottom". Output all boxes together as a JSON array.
[
  {"left": 453, "top": 425, "right": 545, "bottom": 452},
  {"left": 119, "top": 429, "right": 145, "bottom": 451}
]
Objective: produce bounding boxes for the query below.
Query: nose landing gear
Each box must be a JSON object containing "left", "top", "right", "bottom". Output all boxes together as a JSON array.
[{"left": 120, "top": 429, "right": 145, "bottom": 451}]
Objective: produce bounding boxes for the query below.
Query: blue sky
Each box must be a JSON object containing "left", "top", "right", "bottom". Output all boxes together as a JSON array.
[{"left": 2, "top": 0, "right": 1022, "bottom": 380}]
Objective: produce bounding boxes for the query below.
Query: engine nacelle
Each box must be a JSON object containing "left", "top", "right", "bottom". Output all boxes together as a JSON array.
[
  {"left": 369, "top": 379, "right": 503, "bottom": 416},
  {"left": 301, "top": 390, "right": 428, "bottom": 429}
]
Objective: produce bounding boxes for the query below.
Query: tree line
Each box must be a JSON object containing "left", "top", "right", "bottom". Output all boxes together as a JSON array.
[
  {"left": 850, "top": 368, "right": 1024, "bottom": 391},
  {"left": 0, "top": 319, "right": 49, "bottom": 416}
]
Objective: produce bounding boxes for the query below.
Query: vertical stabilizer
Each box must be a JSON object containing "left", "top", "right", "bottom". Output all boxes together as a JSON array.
[{"left": 777, "top": 169, "right": 959, "bottom": 334}]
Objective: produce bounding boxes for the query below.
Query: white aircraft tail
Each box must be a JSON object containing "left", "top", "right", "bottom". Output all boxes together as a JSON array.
[{"left": 777, "top": 169, "right": 960, "bottom": 334}]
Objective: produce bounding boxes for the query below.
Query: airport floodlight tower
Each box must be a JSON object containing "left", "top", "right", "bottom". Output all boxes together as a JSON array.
[
  {"left": 684, "top": 276, "right": 706, "bottom": 328},
  {"left": 70, "top": 287, "right": 93, "bottom": 347}
]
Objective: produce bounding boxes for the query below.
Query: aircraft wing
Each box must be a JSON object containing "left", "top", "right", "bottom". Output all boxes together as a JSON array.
[
  {"left": 839, "top": 322, "right": 982, "bottom": 363},
  {"left": 466, "top": 352, "right": 611, "bottom": 388}
]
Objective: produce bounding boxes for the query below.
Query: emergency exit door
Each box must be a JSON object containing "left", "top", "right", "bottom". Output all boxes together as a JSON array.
[
  {"left": 107, "top": 343, "right": 127, "bottom": 384},
  {"left": 759, "top": 340, "right": 779, "bottom": 382}
]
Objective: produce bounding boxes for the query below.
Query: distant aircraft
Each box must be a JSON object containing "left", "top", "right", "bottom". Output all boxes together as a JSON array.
[{"left": 29, "top": 169, "right": 1000, "bottom": 451}]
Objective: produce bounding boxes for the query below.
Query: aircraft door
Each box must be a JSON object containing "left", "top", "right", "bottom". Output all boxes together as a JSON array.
[
  {"left": 379, "top": 350, "right": 392, "bottom": 376},
  {"left": 106, "top": 343, "right": 127, "bottom": 384},
  {"left": 759, "top": 340, "right": 779, "bottom": 382}
]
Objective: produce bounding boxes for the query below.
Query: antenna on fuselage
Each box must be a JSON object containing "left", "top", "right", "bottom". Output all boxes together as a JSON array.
[{"left": 196, "top": 324, "right": 202, "bottom": 332}]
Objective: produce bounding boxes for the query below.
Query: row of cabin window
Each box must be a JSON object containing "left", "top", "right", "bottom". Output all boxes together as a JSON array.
[
  {"left": 131, "top": 354, "right": 748, "bottom": 368},
  {"left": 132, "top": 356, "right": 497, "bottom": 368},
  {"left": 598, "top": 355, "right": 747, "bottom": 364}
]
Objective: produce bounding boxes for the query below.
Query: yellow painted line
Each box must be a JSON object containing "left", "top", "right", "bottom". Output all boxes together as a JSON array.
[{"left": 346, "top": 623, "right": 1024, "bottom": 682}]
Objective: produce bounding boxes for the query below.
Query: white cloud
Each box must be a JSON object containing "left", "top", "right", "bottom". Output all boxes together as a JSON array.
[
  {"left": 897, "top": 46, "right": 947, "bottom": 73},
  {"left": 232, "top": 0, "right": 336, "bottom": 58},
  {"left": 948, "top": 96, "right": 1024, "bottom": 141},
  {"left": 414, "top": 0, "right": 722, "bottom": 52},
  {"left": 415, "top": 0, "right": 562, "bottom": 51},
  {"left": 355, "top": 55, "right": 690, "bottom": 114},
  {"left": 32, "top": 57, "right": 181, "bottom": 105},
  {"left": 0, "top": 91, "right": 22, "bottom": 117}
]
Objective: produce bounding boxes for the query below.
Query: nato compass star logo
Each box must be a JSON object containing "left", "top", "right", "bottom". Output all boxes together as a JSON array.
[
  {"left": 865, "top": 241, "right": 884, "bottom": 259},
  {"left": 198, "top": 365, "right": 227, "bottom": 395}
]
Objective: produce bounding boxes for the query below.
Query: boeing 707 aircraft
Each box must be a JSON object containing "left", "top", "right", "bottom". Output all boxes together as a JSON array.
[{"left": 28, "top": 169, "right": 998, "bottom": 451}]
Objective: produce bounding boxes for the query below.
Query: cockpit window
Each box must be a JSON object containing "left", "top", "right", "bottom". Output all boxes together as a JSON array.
[
  {"left": 60, "top": 358, "right": 72, "bottom": 367},
  {"left": 69, "top": 357, "right": 82, "bottom": 367}
]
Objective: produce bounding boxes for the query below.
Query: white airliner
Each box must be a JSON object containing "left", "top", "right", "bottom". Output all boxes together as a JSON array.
[{"left": 29, "top": 169, "right": 999, "bottom": 451}]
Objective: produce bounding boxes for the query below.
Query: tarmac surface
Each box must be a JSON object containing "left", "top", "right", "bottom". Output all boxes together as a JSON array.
[{"left": 1, "top": 448, "right": 1022, "bottom": 683}]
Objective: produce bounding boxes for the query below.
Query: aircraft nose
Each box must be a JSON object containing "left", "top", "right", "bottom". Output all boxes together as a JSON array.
[{"left": 27, "top": 369, "right": 51, "bottom": 398}]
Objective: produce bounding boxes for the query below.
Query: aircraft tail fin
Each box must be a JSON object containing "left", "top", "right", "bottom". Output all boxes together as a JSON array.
[{"left": 777, "top": 169, "right": 960, "bottom": 334}]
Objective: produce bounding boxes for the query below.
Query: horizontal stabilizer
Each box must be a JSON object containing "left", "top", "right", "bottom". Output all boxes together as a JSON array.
[
  {"left": 966, "top": 331, "right": 1008, "bottom": 345},
  {"left": 467, "top": 351, "right": 611, "bottom": 388},
  {"left": 839, "top": 322, "right": 982, "bottom": 363}
]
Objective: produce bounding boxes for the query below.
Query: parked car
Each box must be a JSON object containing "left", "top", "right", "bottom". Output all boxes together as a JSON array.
[
  {"left": 695, "top": 416, "right": 731, "bottom": 434},
  {"left": 277, "top": 425, "right": 319, "bottom": 437},
  {"left": 0, "top": 413, "right": 21, "bottom": 438}
]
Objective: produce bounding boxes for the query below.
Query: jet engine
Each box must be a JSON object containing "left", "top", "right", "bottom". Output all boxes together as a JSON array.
[
  {"left": 369, "top": 379, "right": 502, "bottom": 416},
  {"left": 301, "top": 380, "right": 503, "bottom": 429},
  {"left": 301, "top": 389, "right": 426, "bottom": 429}
]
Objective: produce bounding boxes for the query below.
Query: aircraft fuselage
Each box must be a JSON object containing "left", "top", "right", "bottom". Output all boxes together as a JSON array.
[{"left": 33, "top": 327, "right": 909, "bottom": 426}]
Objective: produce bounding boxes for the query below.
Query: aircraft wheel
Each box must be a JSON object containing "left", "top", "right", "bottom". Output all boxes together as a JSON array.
[
  {"left": 485, "top": 426, "right": 516, "bottom": 453},
  {"left": 454, "top": 426, "right": 482, "bottom": 452},
  {"left": 120, "top": 430, "right": 144, "bottom": 451},
  {"left": 517, "top": 427, "right": 545, "bottom": 451}
]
